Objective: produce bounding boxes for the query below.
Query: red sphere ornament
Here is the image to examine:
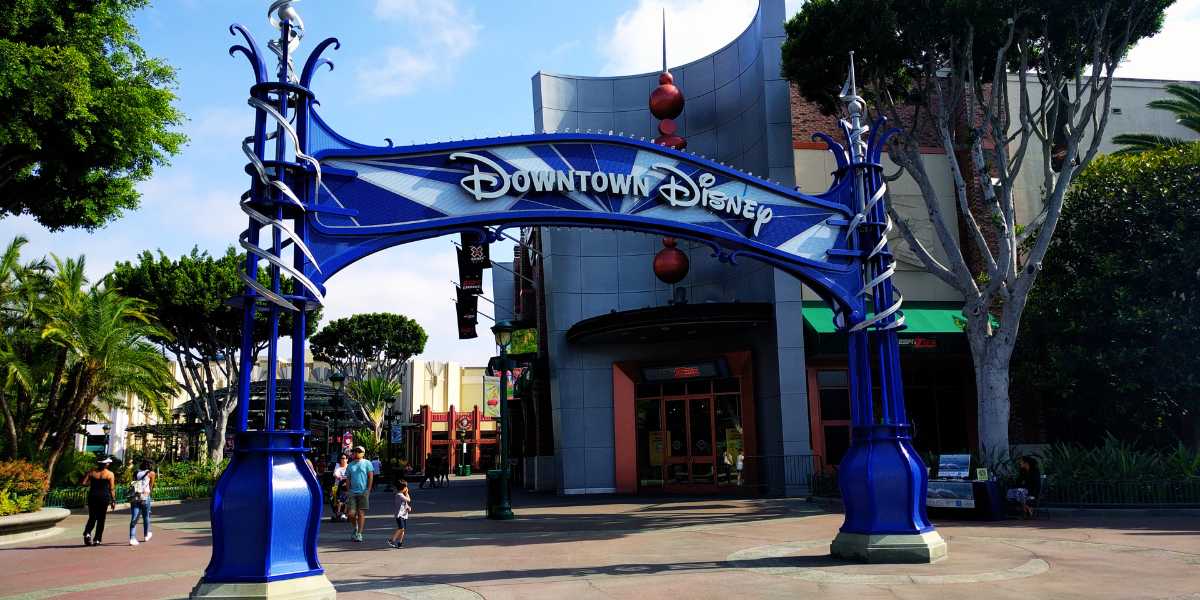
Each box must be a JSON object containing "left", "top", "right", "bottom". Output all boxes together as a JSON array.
[
  {"left": 653, "top": 237, "right": 690, "bottom": 284},
  {"left": 654, "top": 118, "right": 687, "bottom": 149},
  {"left": 649, "top": 71, "right": 685, "bottom": 120}
]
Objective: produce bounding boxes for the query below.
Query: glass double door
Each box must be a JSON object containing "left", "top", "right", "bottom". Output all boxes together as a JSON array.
[
  {"left": 636, "top": 377, "right": 744, "bottom": 492},
  {"left": 663, "top": 397, "right": 716, "bottom": 485}
]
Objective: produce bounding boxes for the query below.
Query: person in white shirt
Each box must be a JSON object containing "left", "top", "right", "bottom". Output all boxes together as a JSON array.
[
  {"left": 331, "top": 454, "right": 349, "bottom": 521},
  {"left": 387, "top": 480, "right": 412, "bottom": 549}
]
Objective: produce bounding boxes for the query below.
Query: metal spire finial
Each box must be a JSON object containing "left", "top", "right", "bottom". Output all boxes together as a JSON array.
[{"left": 661, "top": 8, "right": 667, "bottom": 73}]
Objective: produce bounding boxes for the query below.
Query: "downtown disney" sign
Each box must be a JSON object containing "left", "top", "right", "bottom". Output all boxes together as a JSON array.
[{"left": 450, "top": 151, "right": 775, "bottom": 237}]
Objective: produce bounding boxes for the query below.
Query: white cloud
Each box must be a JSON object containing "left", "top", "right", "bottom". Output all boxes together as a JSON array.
[
  {"left": 356, "top": 0, "right": 481, "bottom": 98},
  {"left": 599, "top": 0, "right": 758, "bottom": 75},
  {"left": 1118, "top": 0, "right": 1200, "bottom": 81}
]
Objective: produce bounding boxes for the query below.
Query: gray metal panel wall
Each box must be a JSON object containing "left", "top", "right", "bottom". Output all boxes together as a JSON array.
[{"left": 528, "top": 0, "right": 809, "bottom": 495}]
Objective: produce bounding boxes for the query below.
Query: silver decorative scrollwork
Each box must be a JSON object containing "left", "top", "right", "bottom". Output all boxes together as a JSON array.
[
  {"left": 836, "top": 53, "right": 904, "bottom": 333},
  {"left": 236, "top": 0, "right": 324, "bottom": 311}
]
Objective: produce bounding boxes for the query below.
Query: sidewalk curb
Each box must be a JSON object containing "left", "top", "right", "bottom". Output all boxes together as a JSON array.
[{"left": 64, "top": 497, "right": 209, "bottom": 515}]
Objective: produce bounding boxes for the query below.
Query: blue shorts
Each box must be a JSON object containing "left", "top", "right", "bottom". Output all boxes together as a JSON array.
[{"left": 394, "top": 517, "right": 407, "bottom": 529}]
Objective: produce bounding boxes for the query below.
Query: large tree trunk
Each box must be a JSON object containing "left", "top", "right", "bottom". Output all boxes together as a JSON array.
[
  {"left": 971, "top": 340, "right": 1013, "bottom": 457},
  {"left": 206, "top": 411, "right": 228, "bottom": 464}
]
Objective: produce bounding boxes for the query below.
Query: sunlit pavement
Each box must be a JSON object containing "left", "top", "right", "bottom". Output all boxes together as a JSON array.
[{"left": 2, "top": 475, "right": 1199, "bottom": 599}]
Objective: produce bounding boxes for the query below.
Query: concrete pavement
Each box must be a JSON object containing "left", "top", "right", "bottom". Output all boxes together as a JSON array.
[{"left": 2, "top": 475, "right": 1198, "bottom": 599}]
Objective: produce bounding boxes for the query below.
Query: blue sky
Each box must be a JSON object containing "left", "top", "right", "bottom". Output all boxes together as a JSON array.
[{"left": 1, "top": 0, "right": 1197, "bottom": 368}]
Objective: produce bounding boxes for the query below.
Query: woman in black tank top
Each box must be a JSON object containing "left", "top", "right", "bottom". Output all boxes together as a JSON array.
[{"left": 81, "top": 457, "right": 116, "bottom": 546}]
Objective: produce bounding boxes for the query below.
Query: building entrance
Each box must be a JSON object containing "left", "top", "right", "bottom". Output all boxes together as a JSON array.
[{"left": 636, "top": 375, "right": 746, "bottom": 492}]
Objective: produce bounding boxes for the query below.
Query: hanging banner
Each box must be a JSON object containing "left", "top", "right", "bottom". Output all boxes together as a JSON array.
[
  {"left": 456, "top": 247, "right": 484, "bottom": 294},
  {"left": 456, "top": 285, "right": 478, "bottom": 340},
  {"left": 460, "top": 232, "right": 491, "bottom": 269},
  {"left": 482, "top": 375, "right": 501, "bottom": 417}
]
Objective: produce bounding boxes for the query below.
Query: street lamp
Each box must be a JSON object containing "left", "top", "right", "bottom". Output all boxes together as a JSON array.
[
  {"left": 329, "top": 372, "right": 345, "bottom": 461},
  {"left": 487, "top": 320, "right": 516, "bottom": 520}
]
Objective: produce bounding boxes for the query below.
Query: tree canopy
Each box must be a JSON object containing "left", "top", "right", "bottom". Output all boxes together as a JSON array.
[
  {"left": 311, "top": 313, "right": 427, "bottom": 383},
  {"left": 1017, "top": 144, "right": 1200, "bottom": 448},
  {"left": 782, "top": 0, "right": 1171, "bottom": 454},
  {"left": 0, "top": 0, "right": 186, "bottom": 230}
]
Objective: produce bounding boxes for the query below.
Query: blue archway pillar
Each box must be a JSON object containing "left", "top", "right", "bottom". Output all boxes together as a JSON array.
[
  {"left": 827, "top": 66, "right": 946, "bottom": 563},
  {"left": 190, "top": 7, "right": 336, "bottom": 599}
]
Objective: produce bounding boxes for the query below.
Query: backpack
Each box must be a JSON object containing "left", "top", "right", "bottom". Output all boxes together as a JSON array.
[{"left": 129, "top": 471, "right": 151, "bottom": 504}]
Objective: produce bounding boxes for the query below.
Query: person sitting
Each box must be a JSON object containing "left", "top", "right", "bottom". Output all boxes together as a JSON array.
[{"left": 1006, "top": 456, "right": 1042, "bottom": 518}]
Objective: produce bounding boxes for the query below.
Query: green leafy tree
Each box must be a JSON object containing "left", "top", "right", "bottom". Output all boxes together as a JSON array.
[
  {"left": 0, "top": 0, "right": 186, "bottom": 230},
  {"left": 310, "top": 313, "right": 427, "bottom": 383},
  {"left": 347, "top": 378, "right": 402, "bottom": 440},
  {"left": 109, "top": 247, "right": 320, "bottom": 462},
  {"left": 1113, "top": 83, "right": 1200, "bottom": 153},
  {"left": 782, "top": 0, "right": 1171, "bottom": 454},
  {"left": 1017, "top": 145, "right": 1200, "bottom": 448}
]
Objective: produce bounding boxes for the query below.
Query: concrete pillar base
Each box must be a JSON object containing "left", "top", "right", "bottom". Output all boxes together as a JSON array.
[
  {"left": 830, "top": 530, "right": 948, "bottom": 564},
  {"left": 190, "top": 574, "right": 336, "bottom": 599}
]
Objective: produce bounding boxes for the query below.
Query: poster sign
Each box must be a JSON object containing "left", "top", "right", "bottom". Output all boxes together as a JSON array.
[
  {"left": 390, "top": 427, "right": 403, "bottom": 444},
  {"left": 457, "top": 414, "right": 472, "bottom": 431},
  {"left": 937, "top": 454, "right": 970, "bottom": 479},
  {"left": 927, "top": 480, "right": 976, "bottom": 508},
  {"left": 483, "top": 375, "right": 500, "bottom": 417},
  {"left": 342, "top": 431, "right": 353, "bottom": 451},
  {"left": 648, "top": 431, "right": 666, "bottom": 467}
]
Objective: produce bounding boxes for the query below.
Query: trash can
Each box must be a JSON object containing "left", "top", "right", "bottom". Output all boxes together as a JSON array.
[
  {"left": 457, "top": 464, "right": 471, "bottom": 477},
  {"left": 485, "top": 469, "right": 514, "bottom": 520}
]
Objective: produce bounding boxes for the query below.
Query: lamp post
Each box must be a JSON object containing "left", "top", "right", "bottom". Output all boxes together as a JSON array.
[
  {"left": 487, "top": 320, "right": 516, "bottom": 520},
  {"left": 329, "top": 372, "right": 345, "bottom": 461}
]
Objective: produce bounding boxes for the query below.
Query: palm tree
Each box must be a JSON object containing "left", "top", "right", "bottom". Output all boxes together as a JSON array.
[
  {"left": 347, "top": 377, "right": 401, "bottom": 440},
  {"left": 1113, "top": 83, "right": 1200, "bottom": 154},
  {"left": 0, "top": 236, "right": 50, "bottom": 459},
  {"left": 35, "top": 257, "right": 178, "bottom": 480}
]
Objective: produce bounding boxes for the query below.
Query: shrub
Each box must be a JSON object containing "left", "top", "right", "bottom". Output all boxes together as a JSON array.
[
  {"left": 1041, "top": 435, "right": 1200, "bottom": 483},
  {"left": 0, "top": 460, "right": 48, "bottom": 515},
  {"left": 154, "top": 459, "right": 228, "bottom": 488}
]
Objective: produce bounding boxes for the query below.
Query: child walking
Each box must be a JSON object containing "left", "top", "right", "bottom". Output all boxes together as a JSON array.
[{"left": 387, "top": 480, "right": 412, "bottom": 549}]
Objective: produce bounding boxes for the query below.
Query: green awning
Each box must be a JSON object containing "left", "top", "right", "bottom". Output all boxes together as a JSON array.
[{"left": 802, "top": 301, "right": 969, "bottom": 334}]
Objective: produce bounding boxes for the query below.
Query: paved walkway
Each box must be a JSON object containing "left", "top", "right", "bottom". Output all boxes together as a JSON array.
[{"left": 2, "top": 476, "right": 1198, "bottom": 599}]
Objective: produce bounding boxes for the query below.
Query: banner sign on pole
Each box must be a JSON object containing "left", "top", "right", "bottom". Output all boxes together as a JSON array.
[
  {"left": 456, "top": 247, "right": 484, "bottom": 294},
  {"left": 460, "top": 232, "right": 491, "bottom": 269},
  {"left": 483, "top": 375, "right": 500, "bottom": 417},
  {"left": 456, "top": 285, "right": 479, "bottom": 339}
]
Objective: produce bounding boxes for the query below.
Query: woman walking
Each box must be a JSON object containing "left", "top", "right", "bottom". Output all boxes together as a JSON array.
[
  {"left": 128, "top": 459, "right": 156, "bottom": 545},
  {"left": 81, "top": 457, "right": 117, "bottom": 546}
]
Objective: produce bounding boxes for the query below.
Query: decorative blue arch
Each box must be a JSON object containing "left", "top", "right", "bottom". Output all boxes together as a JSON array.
[
  {"left": 192, "top": 5, "right": 943, "bottom": 597},
  {"left": 303, "top": 120, "right": 866, "bottom": 316}
]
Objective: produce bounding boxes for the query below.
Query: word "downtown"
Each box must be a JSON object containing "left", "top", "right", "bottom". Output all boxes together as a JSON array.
[{"left": 450, "top": 151, "right": 774, "bottom": 237}]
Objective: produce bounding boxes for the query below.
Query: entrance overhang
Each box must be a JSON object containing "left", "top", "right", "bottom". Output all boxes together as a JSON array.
[{"left": 566, "top": 302, "right": 773, "bottom": 345}]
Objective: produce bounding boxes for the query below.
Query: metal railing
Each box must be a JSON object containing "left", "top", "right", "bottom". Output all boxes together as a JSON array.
[
  {"left": 1040, "top": 479, "right": 1200, "bottom": 507},
  {"left": 741, "top": 454, "right": 823, "bottom": 496},
  {"left": 43, "top": 483, "right": 215, "bottom": 509}
]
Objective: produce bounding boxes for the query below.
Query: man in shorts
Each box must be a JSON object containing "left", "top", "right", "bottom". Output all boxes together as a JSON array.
[{"left": 345, "top": 445, "right": 374, "bottom": 542}]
